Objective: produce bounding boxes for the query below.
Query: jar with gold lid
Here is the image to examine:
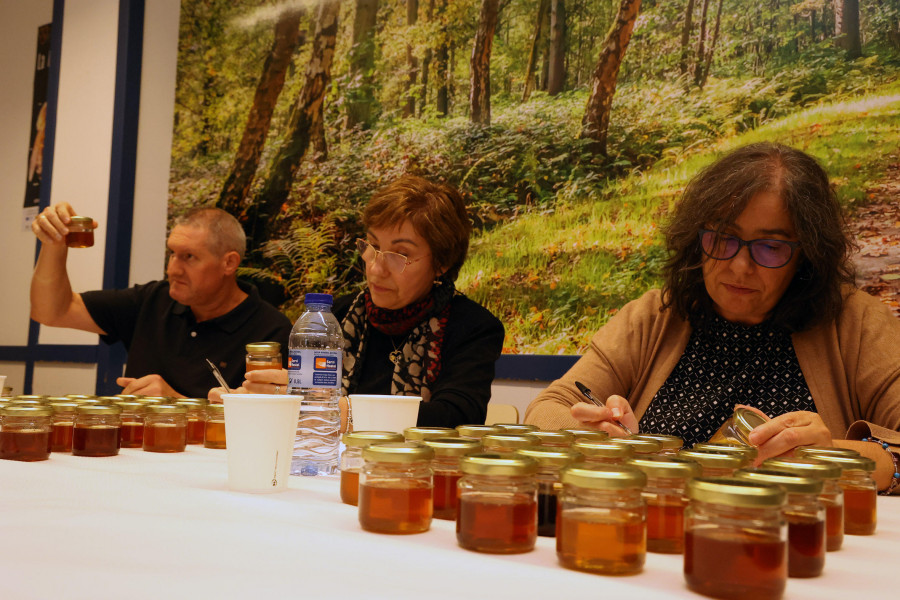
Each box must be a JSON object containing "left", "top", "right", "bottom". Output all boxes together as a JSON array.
[
  {"left": 628, "top": 456, "right": 701, "bottom": 554},
  {"left": 340, "top": 431, "right": 404, "bottom": 506},
  {"left": 457, "top": 453, "right": 538, "bottom": 554},
  {"left": 49, "top": 400, "right": 78, "bottom": 452},
  {"left": 736, "top": 469, "right": 826, "bottom": 578},
  {"left": 685, "top": 477, "right": 787, "bottom": 600},
  {"left": 65, "top": 215, "right": 95, "bottom": 248},
  {"left": 403, "top": 426, "right": 458, "bottom": 442},
  {"left": 204, "top": 403, "right": 226, "bottom": 449},
  {"left": 634, "top": 433, "right": 684, "bottom": 455},
  {"left": 693, "top": 442, "right": 759, "bottom": 462},
  {"left": 359, "top": 442, "right": 434, "bottom": 534},
  {"left": 245, "top": 341, "right": 282, "bottom": 372},
  {"left": 423, "top": 437, "right": 481, "bottom": 520},
  {"left": 72, "top": 404, "right": 121, "bottom": 457},
  {"left": 143, "top": 404, "right": 187, "bottom": 453},
  {"left": 481, "top": 433, "right": 539, "bottom": 454},
  {"left": 0, "top": 405, "right": 52, "bottom": 461},
  {"left": 709, "top": 406, "right": 768, "bottom": 445},
  {"left": 574, "top": 439, "right": 635, "bottom": 465},
  {"left": 610, "top": 435, "right": 662, "bottom": 456},
  {"left": 562, "top": 429, "right": 609, "bottom": 442},
  {"left": 796, "top": 450, "right": 877, "bottom": 536},
  {"left": 762, "top": 456, "right": 844, "bottom": 551},
  {"left": 556, "top": 465, "right": 647, "bottom": 574},
  {"left": 677, "top": 449, "right": 748, "bottom": 477},
  {"left": 176, "top": 399, "right": 207, "bottom": 445},
  {"left": 517, "top": 447, "right": 582, "bottom": 537},
  {"left": 455, "top": 424, "right": 501, "bottom": 440},
  {"left": 492, "top": 423, "right": 538, "bottom": 435},
  {"left": 528, "top": 430, "right": 575, "bottom": 448},
  {"left": 113, "top": 400, "right": 145, "bottom": 448}
]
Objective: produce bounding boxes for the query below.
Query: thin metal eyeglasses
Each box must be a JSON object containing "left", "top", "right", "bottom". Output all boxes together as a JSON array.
[
  {"left": 356, "top": 238, "right": 429, "bottom": 274},
  {"left": 699, "top": 229, "right": 800, "bottom": 269}
]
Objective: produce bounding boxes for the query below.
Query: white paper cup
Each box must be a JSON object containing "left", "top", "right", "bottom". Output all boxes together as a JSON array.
[
  {"left": 222, "top": 394, "right": 301, "bottom": 493},
  {"left": 349, "top": 394, "right": 421, "bottom": 433}
]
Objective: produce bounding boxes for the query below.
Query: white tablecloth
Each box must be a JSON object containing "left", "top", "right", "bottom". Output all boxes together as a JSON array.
[{"left": 0, "top": 447, "right": 895, "bottom": 599}]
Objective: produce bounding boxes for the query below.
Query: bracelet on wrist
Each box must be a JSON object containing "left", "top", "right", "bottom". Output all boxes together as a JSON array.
[{"left": 862, "top": 436, "right": 900, "bottom": 495}]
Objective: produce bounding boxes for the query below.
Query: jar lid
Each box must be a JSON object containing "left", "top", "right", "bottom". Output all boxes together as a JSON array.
[
  {"left": 560, "top": 465, "right": 647, "bottom": 490},
  {"left": 115, "top": 394, "right": 143, "bottom": 401},
  {"left": 455, "top": 424, "right": 502, "bottom": 438},
  {"left": 177, "top": 398, "right": 209, "bottom": 406},
  {"left": 633, "top": 433, "right": 684, "bottom": 450},
  {"left": 1, "top": 405, "right": 52, "bottom": 417},
  {"left": 14, "top": 395, "right": 47, "bottom": 402},
  {"left": 460, "top": 453, "right": 538, "bottom": 476},
  {"left": 795, "top": 446, "right": 861, "bottom": 459},
  {"left": 342, "top": 431, "right": 405, "bottom": 448},
  {"left": 735, "top": 468, "right": 824, "bottom": 495},
  {"left": 760, "top": 457, "right": 842, "bottom": 480},
  {"left": 69, "top": 216, "right": 94, "bottom": 225},
  {"left": 10, "top": 399, "right": 46, "bottom": 406},
  {"left": 516, "top": 447, "right": 583, "bottom": 468},
  {"left": 627, "top": 456, "right": 702, "bottom": 479},
  {"left": 562, "top": 429, "right": 609, "bottom": 442},
  {"left": 423, "top": 437, "right": 481, "bottom": 457},
  {"left": 677, "top": 449, "right": 747, "bottom": 469},
  {"left": 573, "top": 440, "right": 635, "bottom": 459},
  {"left": 65, "top": 394, "right": 97, "bottom": 400},
  {"left": 529, "top": 430, "right": 576, "bottom": 447},
  {"left": 795, "top": 452, "right": 876, "bottom": 473},
  {"left": 206, "top": 403, "right": 225, "bottom": 416},
  {"left": 403, "top": 426, "right": 459, "bottom": 441},
  {"left": 492, "top": 423, "right": 538, "bottom": 434},
  {"left": 76, "top": 404, "right": 122, "bottom": 415},
  {"left": 482, "top": 433, "right": 539, "bottom": 450},
  {"left": 246, "top": 341, "right": 281, "bottom": 353},
  {"left": 693, "top": 442, "right": 758, "bottom": 460},
  {"left": 137, "top": 397, "right": 165, "bottom": 404},
  {"left": 145, "top": 404, "right": 188, "bottom": 415},
  {"left": 113, "top": 400, "right": 145, "bottom": 412},
  {"left": 687, "top": 477, "right": 785, "bottom": 508},
  {"left": 610, "top": 436, "right": 662, "bottom": 454},
  {"left": 362, "top": 442, "right": 434, "bottom": 463},
  {"left": 49, "top": 401, "right": 80, "bottom": 413},
  {"left": 731, "top": 406, "right": 768, "bottom": 439}
]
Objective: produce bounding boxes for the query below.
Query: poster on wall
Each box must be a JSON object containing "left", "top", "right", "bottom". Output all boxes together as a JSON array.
[{"left": 23, "top": 23, "right": 52, "bottom": 230}]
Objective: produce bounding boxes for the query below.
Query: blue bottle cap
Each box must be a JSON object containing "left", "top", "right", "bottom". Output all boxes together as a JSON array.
[{"left": 304, "top": 293, "right": 333, "bottom": 305}]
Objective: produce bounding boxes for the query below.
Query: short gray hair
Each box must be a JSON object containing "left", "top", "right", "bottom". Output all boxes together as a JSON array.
[{"left": 173, "top": 207, "right": 246, "bottom": 260}]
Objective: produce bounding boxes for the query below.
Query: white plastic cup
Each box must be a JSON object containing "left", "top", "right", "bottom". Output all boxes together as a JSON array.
[
  {"left": 348, "top": 394, "right": 421, "bottom": 433},
  {"left": 222, "top": 393, "right": 302, "bottom": 493}
]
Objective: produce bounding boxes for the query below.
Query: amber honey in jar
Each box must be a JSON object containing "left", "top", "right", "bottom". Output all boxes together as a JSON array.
[
  {"left": 204, "top": 403, "right": 226, "bottom": 449},
  {"left": 143, "top": 404, "right": 188, "bottom": 453},
  {"left": 610, "top": 435, "right": 663, "bottom": 457},
  {"left": 423, "top": 437, "right": 481, "bottom": 521},
  {"left": 693, "top": 442, "right": 759, "bottom": 463},
  {"left": 796, "top": 450, "right": 877, "bottom": 536},
  {"left": 481, "top": 433, "right": 539, "bottom": 454},
  {"left": 574, "top": 439, "right": 634, "bottom": 466},
  {"left": 72, "top": 404, "right": 121, "bottom": 457},
  {"left": 245, "top": 341, "right": 282, "bottom": 372},
  {"left": 176, "top": 399, "right": 207, "bottom": 445},
  {"left": 455, "top": 424, "right": 502, "bottom": 440},
  {"left": 403, "top": 426, "right": 459, "bottom": 442},
  {"left": 627, "top": 456, "right": 701, "bottom": 554},
  {"left": 517, "top": 447, "right": 582, "bottom": 537},
  {"left": 762, "top": 456, "right": 845, "bottom": 552},
  {"left": 340, "top": 431, "right": 404, "bottom": 506},
  {"left": 49, "top": 400, "right": 78, "bottom": 452},
  {"left": 65, "top": 216, "right": 95, "bottom": 248},
  {"left": 457, "top": 453, "right": 538, "bottom": 554},
  {"left": 113, "top": 400, "right": 145, "bottom": 448},
  {"left": 529, "top": 430, "right": 576, "bottom": 449},
  {"left": 677, "top": 449, "right": 748, "bottom": 477},
  {"left": 0, "top": 405, "right": 52, "bottom": 461},
  {"left": 562, "top": 429, "right": 609, "bottom": 443},
  {"left": 684, "top": 477, "right": 787, "bottom": 600},
  {"left": 557, "top": 465, "right": 648, "bottom": 574},
  {"left": 736, "top": 469, "right": 826, "bottom": 578},
  {"left": 492, "top": 423, "right": 538, "bottom": 435},
  {"left": 634, "top": 433, "right": 684, "bottom": 456},
  {"left": 358, "top": 442, "right": 434, "bottom": 534}
]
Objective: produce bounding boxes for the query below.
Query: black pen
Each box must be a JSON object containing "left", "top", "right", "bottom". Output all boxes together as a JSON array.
[{"left": 574, "top": 381, "right": 634, "bottom": 435}]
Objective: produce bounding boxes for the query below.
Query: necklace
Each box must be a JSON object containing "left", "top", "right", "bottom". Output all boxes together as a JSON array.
[{"left": 389, "top": 336, "right": 406, "bottom": 366}]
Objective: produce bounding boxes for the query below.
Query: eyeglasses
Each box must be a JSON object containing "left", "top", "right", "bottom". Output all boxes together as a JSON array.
[
  {"left": 699, "top": 229, "right": 800, "bottom": 269},
  {"left": 356, "top": 238, "right": 429, "bottom": 274}
]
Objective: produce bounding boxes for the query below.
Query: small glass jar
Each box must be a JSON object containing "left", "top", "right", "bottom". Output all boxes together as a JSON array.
[
  {"left": 114, "top": 400, "right": 145, "bottom": 448},
  {"left": 677, "top": 449, "right": 748, "bottom": 477},
  {"left": 358, "top": 442, "right": 434, "bottom": 534},
  {"left": 562, "top": 429, "right": 609, "bottom": 442},
  {"left": 455, "top": 424, "right": 501, "bottom": 440},
  {"left": 403, "top": 426, "right": 458, "bottom": 442},
  {"left": 65, "top": 216, "right": 95, "bottom": 248},
  {"left": 0, "top": 405, "right": 52, "bottom": 461},
  {"left": 517, "top": 447, "right": 582, "bottom": 537},
  {"left": 574, "top": 439, "right": 635, "bottom": 465},
  {"left": 693, "top": 442, "right": 759, "bottom": 462},
  {"left": 481, "top": 433, "right": 539, "bottom": 454},
  {"left": 557, "top": 465, "right": 648, "bottom": 574},
  {"left": 49, "top": 400, "right": 78, "bottom": 452},
  {"left": 143, "top": 404, "right": 188, "bottom": 453},
  {"left": 709, "top": 406, "right": 768, "bottom": 445},
  {"left": 634, "top": 433, "right": 684, "bottom": 456},
  {"left": 340, "top": 431, "right": 404, "bottom": 506},
  {"left": 245, "top": 341, "right": 282, "bottom": 372},
  {"left": 684, "top": 478, "right": 787, "bottom": 600},
  {"left": 457, "top": 453, "right": 538, "bottom": 554},
  {"left": 423, "top": 437, "right": 481, "bottom": 520},
  {"left": 529, "top": 430, "right": 575, "bottom": 448},
  {"left": 610, "top": 435, "right": 662, "bottom": 457},
  {"left": 72, "top": 404, "right": 122, "bottom": 457},
  {"left": 762, "top": 456, "right": 845, "bottom": 551},
  {"left": 627, "top": 456, "right": 701, "bottom": 554},
  {"left": 735, "top": 469, "right": 826, "bottom": 578},
  {"left": 492, "top": 423, "right": 538, "bottom": 435},
  {"left": 176, "top": 399, "right": 207, "bottom": 445},
  {"left": 204, "top": 403, "right": 226, "bottom": 449},
  {"left": 796, "top": 451, "right": 877, "bottom": 536}
]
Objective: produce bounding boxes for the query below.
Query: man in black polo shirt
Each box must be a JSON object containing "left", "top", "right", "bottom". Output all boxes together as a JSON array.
[{"left": 30, "top": 203, "right": 292, "bottom": 398}]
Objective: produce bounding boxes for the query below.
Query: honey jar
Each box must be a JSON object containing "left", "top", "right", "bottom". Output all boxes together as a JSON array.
[
  {"left": 492, "top": 423, "right": 538, "bottom": 435},
  {"left": 709, "top": 406, "right": 768, "bottom": 445},
  {"left": 143, "top": 404, "right": 187, "bottom": 453},
  {"left": 65, "top": 216, "right": 95, "bottom": 248},
  {"left": 359, "top": 442, "right": 434, "bottom": 534},
  {"left": 528, "top": 430, "right": 575, "bottom": 448},
  {"left": 455, "top": 424, "right": 502, "bottom": 440},
  {"left": 573, "top": 439, "right": 634, "bottom": 465},
  {"left": 481, "top": 433, "right": 539, "bottom": 454},
  {"left": 176, "top": 399, "right": 207, "bottom": 445},
  {"left": 562, "top": 429, "right": 609, "bottom": 442},
  {"left": 49, "top": 400, "right": 78, "bottom": 452},
  {"left": 340, "top": 431, "right": 404, "bottom": 506},
  {"left": 693, "top": 442, "right": 759, "bottom": 462},
  {"left": 517, "top": 447, "right": 582, "bottom": 537},
  {"left": 796, "top": 450, "right": 877, "bottom": 536},
  {"left": 762, "top": 456, "right": 845, "bottom": 551},
  {"left": 556, "top": 465, "right": 647, "bottom": 574},
  {"left": 423, "top": 437, "right": 481, "bottom": 520},
  {"left": 403, "top": 426, "right": 458, "bottom": 442},
  {"left": 684, "top": 478, "right": 787, "bottom": 600},
  {"left": 634, "top": 433, "right": 684, "bottom": 455},
  {"left": 627, "top": 456, "right": 701, "bottom": 554},
  {"left": 677, "top": 449, "right": 748, "bottom": 477},
  {"left": 457, "top": 453, "right": 538, "bottom": 554},
  {"left": 610, "top": 435, "right": 662, "bottom": 456},
  {"left": 0, "top": 405, "right": 52, "bottom": 461},
  {"left": 735, "top": 469, "right": 826, "bottom": 578},
  {"left": 204, "top": 403, "right": 226, "bottom": 449},
  {"left": 245, "top": 341, "right": 282, "bottom": 371},
  {"left": 72, "top": 404, "right": 121, "bottom": 457},
  {"left": 114, "top": 400, "right": 145, "bottom": 448}
]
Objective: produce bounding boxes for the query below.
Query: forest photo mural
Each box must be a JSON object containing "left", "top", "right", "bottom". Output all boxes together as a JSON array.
[{"left": 168, "top": 0, "right": 900, "bottom": 354}]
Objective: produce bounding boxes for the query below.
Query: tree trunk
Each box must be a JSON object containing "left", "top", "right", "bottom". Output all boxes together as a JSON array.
[
  {"left": 403, "top": 0, "right": 419, "bottom": 118},
  {"left": 679, "top": 0, "right": 695, "bottom": 76},
  {"left": 469, "top": 0, "right": 500, "bottom": 125},
  {"left": 522, "top": 0, "right": 550, "bottom": 102},
  {"left": 547, "top": 0, "right": 566, "bottom": 95},
  {"left": 345, "top": 0, "right": 380, "bottom": 130},
  {"left": 834, "top": 0, "right": 861, "bottom": 58},
  {"left": 698, "top": 0, "right": 722, "bottom": 89},
  {"left": 581, "top": 0, "right": 642, "bottom": 156},
  {"left": 693, "top": 0, "right": 710, "bottom": 86},
  {"left": 435, "top": 0, "right": 449, "bottom": 116},
  {"left": 255, "top": 0, "right": 340, "bottom": 244},
  {"left": 420, "top": 0, "right": 435, "bottom": 114},
  {"left": 218, "top": 8, "right": 304, "bottom": 215}
]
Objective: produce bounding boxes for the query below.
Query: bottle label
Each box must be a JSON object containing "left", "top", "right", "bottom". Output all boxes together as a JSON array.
[{"left": 288, "top": 348, "right": 342, "bottom": 390}]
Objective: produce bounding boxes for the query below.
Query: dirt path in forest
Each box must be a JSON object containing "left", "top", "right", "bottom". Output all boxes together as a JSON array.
[{"left": 847, "top": 153, "right": 900, "bottom": 317}]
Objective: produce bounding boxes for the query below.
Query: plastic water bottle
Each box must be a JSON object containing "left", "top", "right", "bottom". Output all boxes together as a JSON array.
[{"left": 287, "top": 293, "right": 343, "bottom": 476}]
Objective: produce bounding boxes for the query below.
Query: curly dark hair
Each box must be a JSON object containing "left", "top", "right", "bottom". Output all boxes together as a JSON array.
[{"left": 660, "top": 142, "right": 856, "bottom": 332}]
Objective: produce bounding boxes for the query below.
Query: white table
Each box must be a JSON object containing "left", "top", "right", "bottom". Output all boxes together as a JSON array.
[{"left": 0, "top": 447, "right": 895, "bottom": 599}]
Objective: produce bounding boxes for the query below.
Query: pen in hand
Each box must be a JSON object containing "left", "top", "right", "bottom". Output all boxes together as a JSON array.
[
  {"left": 574, "top": 381, "right": 634, "bottom": 435},
  {"left": 206, "top": 358, "right": 232, "bottom": 393}
]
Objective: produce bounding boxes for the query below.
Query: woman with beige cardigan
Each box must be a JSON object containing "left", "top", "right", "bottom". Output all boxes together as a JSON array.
[{"left": 524, "top": 143, "right": 900, "bottom": 493}]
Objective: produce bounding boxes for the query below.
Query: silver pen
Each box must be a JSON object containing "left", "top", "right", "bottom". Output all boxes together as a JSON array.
[
  {"left": 574, "top": 380, "right": 634, "bottom": 435},
  {"left": 205, "top": 358, "right": 232, "bottom": 393}
]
